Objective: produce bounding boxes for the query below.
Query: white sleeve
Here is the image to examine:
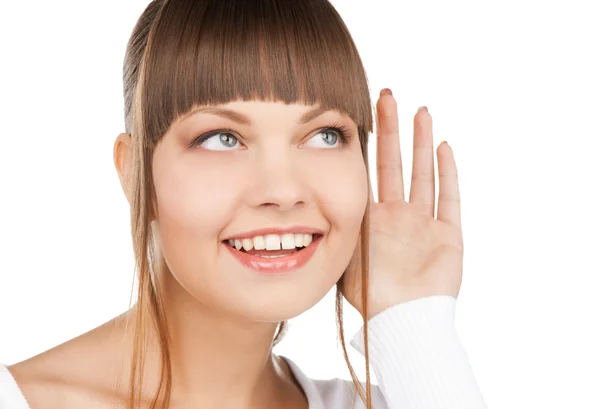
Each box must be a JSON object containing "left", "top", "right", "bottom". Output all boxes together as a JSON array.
[{"left": 350, "top": 295, "right": 487, "bottom": 409}]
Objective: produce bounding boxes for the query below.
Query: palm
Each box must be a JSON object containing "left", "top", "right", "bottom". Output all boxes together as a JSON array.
[{"left": 342, "top": 92, "right": 464, "bottom": 319}]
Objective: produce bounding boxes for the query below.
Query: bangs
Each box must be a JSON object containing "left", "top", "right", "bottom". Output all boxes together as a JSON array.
[{"left": 129, "top": 0, "right": 373, "bottom": 144}]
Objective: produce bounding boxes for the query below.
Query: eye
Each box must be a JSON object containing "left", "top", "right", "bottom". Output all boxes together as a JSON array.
[
  {"left": 304, "top": 129, "right": 342, "bottom": 149},
  {"left": 194, "top": 131, "right": 241, "bottom": 151}
]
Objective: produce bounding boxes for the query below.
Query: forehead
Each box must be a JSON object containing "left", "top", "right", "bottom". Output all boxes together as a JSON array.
[{"left": 177, "top": 100, "right": 352, "bottom": 128}]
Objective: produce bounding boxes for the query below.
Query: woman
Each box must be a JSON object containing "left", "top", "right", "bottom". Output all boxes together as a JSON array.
[{"left": 0, "top": 0, "right": 487, "bottom": 408}]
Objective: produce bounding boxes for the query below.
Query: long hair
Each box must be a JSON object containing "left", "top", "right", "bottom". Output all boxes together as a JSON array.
[{"left": 122, "top": 1, "right": 374, "bottom": 407}]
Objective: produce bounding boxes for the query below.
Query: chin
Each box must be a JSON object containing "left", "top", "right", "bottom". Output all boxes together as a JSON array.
[{"left": 220, "top": 269, "right": 343, "bottom": 323}]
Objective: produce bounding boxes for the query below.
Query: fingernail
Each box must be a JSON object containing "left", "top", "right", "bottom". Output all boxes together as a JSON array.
[
  {"left": 442, "top": 141, "right": 450, "bottom": 147},
  {"left": 418, "top": 106, "right": 428, "bottom": 113},
  {"left": 380, "top": 88, "right": 392, "bottom": 96}
]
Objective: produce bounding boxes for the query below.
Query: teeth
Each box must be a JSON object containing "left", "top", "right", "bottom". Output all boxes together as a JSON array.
[
  {"left": 281, "top": 234, "right": 296, "bottom": 250},
  {"left": 234, "top": 239, "right": 243, "bottom": 250},
  {"left": 253, "top": 236, "right": 266, "bottom": 250},
  {"left": 242, "top": 238, "right": 254, "bottom": 251},
  {"left": 265, "top": 234, "right": 281, "bottom": 250},
  {"left": 228, "top": 233, "right": 317, "bottom": 251}
]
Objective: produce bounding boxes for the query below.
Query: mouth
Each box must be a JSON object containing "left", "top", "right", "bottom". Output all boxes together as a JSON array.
[
  {"left": 222, "top": 233, "right": 324, "bottom": 274},
  {"left": 224, "top": 233, "right": 322, "bottom": 255}
]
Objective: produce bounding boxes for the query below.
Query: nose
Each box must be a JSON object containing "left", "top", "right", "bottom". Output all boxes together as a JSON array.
[{"left": 245, "top": 148, "right": 307, "bottom": 212}]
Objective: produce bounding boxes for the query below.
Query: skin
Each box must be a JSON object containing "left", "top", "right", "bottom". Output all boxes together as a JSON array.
[
  {"left": 149, "top": 99, "right": 368, "bottom": 326},
  {"left": 7, "top": 90, "right": 463, "bottom": 409}
]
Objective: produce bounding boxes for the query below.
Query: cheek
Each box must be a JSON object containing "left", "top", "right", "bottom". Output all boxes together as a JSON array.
[
  {"left": 318, "top": 151, "right": 368, "bottom": 221},
  {"left": 155, "top": 166, "right": 237, "bottom": 232},
  {"left": 151, "top": 152, "right": 245, "bottom": 271},
  {"left": 308, "top": 149, "right": 368, "bottom": 252}
]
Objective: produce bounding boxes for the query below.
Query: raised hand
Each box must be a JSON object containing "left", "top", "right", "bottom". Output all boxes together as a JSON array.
[{"left": 343, "top": 89, "right": 464, "bottom": 319}]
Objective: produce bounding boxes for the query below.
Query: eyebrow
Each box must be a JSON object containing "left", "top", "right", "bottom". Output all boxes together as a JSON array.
[{"left": 179, "top": 105, "right": 328, "bottom": 126}]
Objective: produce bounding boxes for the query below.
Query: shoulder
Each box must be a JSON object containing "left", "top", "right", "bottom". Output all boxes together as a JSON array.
[
  {"left": 2, "top": 360, "right": 78, "bottom": 409},
  {"left": 2, "top": 317, "right": 130, "bottom": 409}
]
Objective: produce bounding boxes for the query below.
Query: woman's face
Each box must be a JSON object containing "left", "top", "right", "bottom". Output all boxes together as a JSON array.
[{"left": 151, "top": 100, "right": 368, "bottom": 321}]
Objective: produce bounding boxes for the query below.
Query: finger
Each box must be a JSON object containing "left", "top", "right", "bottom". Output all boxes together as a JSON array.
[
  {"left": 436, "top": 141, "right": 461, "bottom": 228},
  {"left": 376, "top": 89, "right": 404, "bottom": 202},
  {"left": 408, "top": 106, "right": 435, "bottom": 217}
]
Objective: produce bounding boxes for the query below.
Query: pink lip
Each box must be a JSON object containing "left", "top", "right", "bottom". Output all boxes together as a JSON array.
[
  {"left": 224, "top": 235, "right": 323, "bottom": 275},
  {"left": 223, "top": 226, "right": 324, "bottom": 241}
]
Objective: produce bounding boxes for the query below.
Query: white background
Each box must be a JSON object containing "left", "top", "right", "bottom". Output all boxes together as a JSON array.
[{"left": 1, "top": 1, "right": 599, "bottom": 408}]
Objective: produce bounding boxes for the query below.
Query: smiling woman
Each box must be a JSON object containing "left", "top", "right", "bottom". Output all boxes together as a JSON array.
[{"left": 0, "top": 1, "right": 487, "bottom": 409}]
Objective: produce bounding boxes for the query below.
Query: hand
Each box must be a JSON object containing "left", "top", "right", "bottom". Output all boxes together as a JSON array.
[{"left": 342, "top": 89, "right": 463, "bottom": 320}]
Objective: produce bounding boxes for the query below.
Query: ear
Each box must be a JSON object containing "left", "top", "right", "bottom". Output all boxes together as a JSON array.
[
  {"left": 113, "top": 133, "right": 133, "bottom": 206},
  {"left": 114, "top": 133, "right": 158, "bottom": 221}
]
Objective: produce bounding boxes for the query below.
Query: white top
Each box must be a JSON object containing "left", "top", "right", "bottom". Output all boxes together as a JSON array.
[{"left": 0, "top": 296, "right": 487, "bottom": 409}]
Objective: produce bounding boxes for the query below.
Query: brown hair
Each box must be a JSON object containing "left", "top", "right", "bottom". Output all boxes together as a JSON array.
[{"left": 122, "top": 0, "right": 374, "bottom": 408}]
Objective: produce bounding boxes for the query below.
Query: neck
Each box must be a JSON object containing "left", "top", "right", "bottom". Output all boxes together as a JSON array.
[{"left": 123, "top": 262, "right": 304, "bottom": 409}]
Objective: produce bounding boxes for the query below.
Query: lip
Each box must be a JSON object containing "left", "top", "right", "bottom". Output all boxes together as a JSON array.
[
  {"left": 224, "top": 234, "right": 323, "bottom": 275},
  {"left": 223, "top": 226, "right": 325, "bottom": 241}
]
